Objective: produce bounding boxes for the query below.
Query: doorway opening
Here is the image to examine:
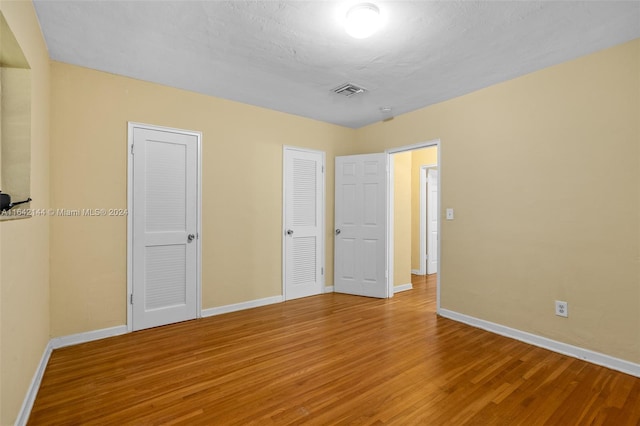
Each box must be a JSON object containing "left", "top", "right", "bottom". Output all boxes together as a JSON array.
[{"left": 386, "top": 140, "right": 441, "bottom": 311}]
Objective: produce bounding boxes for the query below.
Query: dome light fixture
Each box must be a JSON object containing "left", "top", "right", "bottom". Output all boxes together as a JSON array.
[{"left": 344, "top": 3, "right": 384, "bottom": 39}]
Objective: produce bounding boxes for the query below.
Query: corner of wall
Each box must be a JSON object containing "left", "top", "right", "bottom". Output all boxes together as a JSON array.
[{"left": 0, "top": 1, "right": 52, "bottom": 424}]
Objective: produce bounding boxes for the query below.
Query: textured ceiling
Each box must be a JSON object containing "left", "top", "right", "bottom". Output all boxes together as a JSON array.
[{"left": 34, "top": 1, "right": 640, "bottom": 128}]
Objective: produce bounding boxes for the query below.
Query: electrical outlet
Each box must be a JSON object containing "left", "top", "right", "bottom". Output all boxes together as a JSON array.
[{"left": 555, "top": 300, "right": 568, "bottom": 317}]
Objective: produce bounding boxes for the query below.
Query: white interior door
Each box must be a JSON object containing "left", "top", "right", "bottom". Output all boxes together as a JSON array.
[
  {"left": 334, "top": 153, "right": 388, "bottom": 298},
  {"left": 130, "top": 124, "right": 200, "bottom": 331},
  {"left": 283, "top": 147, "right": 324, "bottom": 300},
  {"left": 427, "top": 169, "right": 438, "bottom": 275}
]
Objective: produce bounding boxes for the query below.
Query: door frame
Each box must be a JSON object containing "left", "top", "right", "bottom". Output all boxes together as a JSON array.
[
  {"left": 419, "top": 164, "right": 437, "bottom": 275},
  {"left": 281, "top": 146, "right": 326, "bottom": 299},
  {"left": 126, "top": 122, "right": 203, "bottom": 332},
  {"left": 386, "top": 139, "right": 441, "bottom": 310}
]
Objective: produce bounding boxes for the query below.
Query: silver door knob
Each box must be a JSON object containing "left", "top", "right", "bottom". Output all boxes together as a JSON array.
[
  {"left": 335, "top": 229, "right": 341, "bottom": 235},
  {"left": 286, "top": 229, "right": 294, "bottom": 236},
  {"left": 187, "top": 234, "right": 195, "bottom": 242}
]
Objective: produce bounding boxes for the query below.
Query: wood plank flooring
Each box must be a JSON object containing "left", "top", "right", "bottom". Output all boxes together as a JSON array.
[{"left": 29, "top": 275, "right": 640, "bottom": 425}]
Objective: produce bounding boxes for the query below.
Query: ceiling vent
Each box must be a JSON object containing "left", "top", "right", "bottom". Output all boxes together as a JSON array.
[{"left": 332, "top": 82, "right": 367, "bottom": 97}]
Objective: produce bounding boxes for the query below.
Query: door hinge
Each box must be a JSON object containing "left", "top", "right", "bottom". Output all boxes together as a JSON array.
[
  {"left": 130, "top": 144, "right": 134, "bottom": 155},
  {"left": 321, "top": 267, "right": 324, "bottom": 275},
  {"left": 130, "top": 294, "right": 133, "bottom": 304}
]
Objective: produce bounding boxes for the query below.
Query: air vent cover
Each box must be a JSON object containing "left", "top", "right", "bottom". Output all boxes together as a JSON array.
[{"left": 332, "top": 82, "right": 367, "bottom": 97}]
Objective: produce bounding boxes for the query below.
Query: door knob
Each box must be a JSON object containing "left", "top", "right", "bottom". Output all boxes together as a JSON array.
[
  {"left": 187, "top": 233, "right": 195, "bottom": 242},
  {"left": 335, "top": 229, "right": 341, "bottom": 235},
  {"left": 286, "top": 229, "right": 294, "bottom": 236}
]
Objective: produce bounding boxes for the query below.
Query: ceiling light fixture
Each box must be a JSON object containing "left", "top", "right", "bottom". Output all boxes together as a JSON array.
[{"left": 344, "top": 3, "right": 384, "bottom": 39}]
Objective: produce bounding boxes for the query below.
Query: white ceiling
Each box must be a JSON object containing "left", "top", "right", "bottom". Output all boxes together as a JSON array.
[{"left": 33, "top": 1, "right": 640, "bottom": 128}]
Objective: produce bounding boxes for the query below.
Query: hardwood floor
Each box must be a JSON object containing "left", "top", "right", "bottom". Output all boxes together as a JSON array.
[{"left": 29, "top": 275, "right": 640, "bottom": 425}]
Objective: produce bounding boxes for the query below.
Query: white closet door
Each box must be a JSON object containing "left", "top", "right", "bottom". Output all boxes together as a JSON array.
[
  {"left": 283, "top": 147, "right": 324, "bottom": 300},
  {"left": 131, "top": 125, "right": 199, "bottom": 331}
]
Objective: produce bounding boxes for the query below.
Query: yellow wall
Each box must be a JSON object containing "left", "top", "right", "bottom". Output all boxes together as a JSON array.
[
  {"left": 0, "top": 0, "right": 50, "bottom": 424},
  {"left": 49, "top": 62, "right": 355, "bottom": 337},
  {"left": 355, "top": 39, "right": 640, "bottom": 363},
  {"left": 393, "top": 151, "right": 412, "bottom": 287},
  {"left": 410, "top": 147, "right": 437, "bottom": 271}
]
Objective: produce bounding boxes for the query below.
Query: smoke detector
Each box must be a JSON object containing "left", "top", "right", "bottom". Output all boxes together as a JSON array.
[{"left": 332, "top": 82, "right": 368, "bottom": 97}]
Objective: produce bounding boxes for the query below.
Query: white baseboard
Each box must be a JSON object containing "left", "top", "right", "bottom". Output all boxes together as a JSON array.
[
  {"left": 20, "top": 296, "right": 291, "bottom": 424},
  {"left": 15, "top": 341, "right": 53, "bottom": 426},
  {"left": 50, "top": 325, "right": 128, "bottom": 350},
  {"left": 324, "top": 286, "right": 334, "bottom": 293},
  {"left": 17, "top": 325, "right": 129, "bottom": 425},
  {"left": 438, "top": 308, "right": 640, "bottom": 378},
  {"left": 394, "top": 283, "right": 413, "bottom": 293},
  {"left": 28, "top": 300, "right": 637, "bottom": 426},
  {"left": 411, "top": 269, "right": 422, "bottom": 275},
  {"left": 201, "top": 295, "right": 283, "bottom": 317},
  {"left": 18, "top": 293, "right": 282, "bottom": 423}
]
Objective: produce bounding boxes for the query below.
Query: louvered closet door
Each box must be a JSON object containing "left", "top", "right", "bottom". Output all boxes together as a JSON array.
[
  {"left": 283, "top": 147, "right": 324, "bottom": 300},
  {"left": 132, "top": 126, "right": 199, "bottom": 331}
]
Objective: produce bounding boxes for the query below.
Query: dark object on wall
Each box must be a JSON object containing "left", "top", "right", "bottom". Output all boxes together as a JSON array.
[{"left": 0, "top": 191, "right": 32, "bottom": 212}]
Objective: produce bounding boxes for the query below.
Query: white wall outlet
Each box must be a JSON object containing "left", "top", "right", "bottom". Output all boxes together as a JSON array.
[
  {"left": 555, "top": 300, "right": 568, "bottom": 317},
  {"left": 446, "top": 208, "right": 454, "bottom": 220}
]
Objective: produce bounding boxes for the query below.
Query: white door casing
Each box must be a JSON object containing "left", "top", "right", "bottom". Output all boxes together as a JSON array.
[
  {"left": 283, "top": 147, "right": 325, "bottom": 300},
  {"left": 334, "top": 153, "right": 388, "bottom": 298},
  {"left": 128, "top": 123, "right": 201, "bottom": 331},
  {"left": 427, "top": 168, "right": 439, "bottom": 275}
]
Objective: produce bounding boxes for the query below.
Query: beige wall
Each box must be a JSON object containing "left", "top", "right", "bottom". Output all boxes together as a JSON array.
[
  {"left": 0, "top": 1, "right": 50, "bottom": 424},
  {"left": 393, "top": 151, "right": 412, "bottom": 287},
  {"left": 410, "top": 147, "right": 437, "bottom": 271},
  {"left": 355, "top": 39, "right": 640, "bottom": 363},
  {"left": 49, "top": 61, "right": 355, "bottom": 337}
]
